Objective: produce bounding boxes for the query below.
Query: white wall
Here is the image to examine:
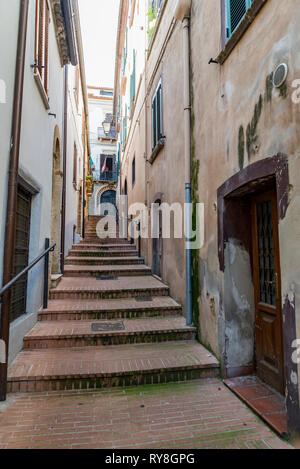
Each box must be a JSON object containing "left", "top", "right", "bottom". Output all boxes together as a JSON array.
[
  {"left": 65, "top": 66, "right": 85, "bottom": 255},
  {"left": 0, "top": 0, "right": 20, "bottom": 286},
  {"left": 0, "top": 0, "right": 83, "bottom": 363},
  {"left": 7, "top": 0, "right": 66, "bottom": 362}
]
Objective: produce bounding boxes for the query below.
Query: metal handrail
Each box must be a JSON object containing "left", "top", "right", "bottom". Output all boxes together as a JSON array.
[{"left": 0, "top": 242, "right": 56, "bottom": 298}]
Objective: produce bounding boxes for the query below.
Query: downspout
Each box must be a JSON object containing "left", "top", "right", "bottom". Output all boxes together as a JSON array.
[
  {"left": 60, "top": 65, "right": 68, "bottom": 274},
  {"left": 174, "top": 0, "right": 193, "bottom": 326},
  {"left": 0, "top": 0, "right": 30, "bottom": 401}
]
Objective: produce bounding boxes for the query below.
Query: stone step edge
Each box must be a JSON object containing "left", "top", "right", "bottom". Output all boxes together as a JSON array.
[
  {"left": 63, "top": 271, "right": 151, "bottom": 276},
  {"left": 23, "top": 329, "right": 197, "bottom": 349},
  {"left": 49, "top": 289, "right": 170, "bottom": 300},
  {"left": 39, "top": 303, "right": 182, "bottom": 314},
  {"left": 7, "top": 365, "right": 220, "bottom": 393},
  {"left": 38, "top": 310, "right": 183, "bottom": 321},
  {"left": 68, "top": 251, "right": 138, "bottom": 257}
]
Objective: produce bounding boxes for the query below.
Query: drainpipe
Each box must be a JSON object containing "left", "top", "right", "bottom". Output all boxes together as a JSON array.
[
  {"left": 174, "top": 0, "right": 193, "bottom": 326},
  {"left": 60, "top": 65, "right": 68, "bottom": 274},
  {"left": 0, "top": 0, "right": 30, "bottom": 401}
]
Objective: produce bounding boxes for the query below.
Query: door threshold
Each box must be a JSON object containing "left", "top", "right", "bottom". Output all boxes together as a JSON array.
[{"left": 224, "top": 375, "right": 288, "bottom": 438}]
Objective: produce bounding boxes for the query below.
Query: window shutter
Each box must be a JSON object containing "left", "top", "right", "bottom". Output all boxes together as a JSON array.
[
  {"left": 44, "top": 0, "right": 49, "bottom": 94},
  {"left": 152, "top": 96, "right": 157, "bottom": 151},
  {"left": 35, "top": 0, "right": 50, "bottom": 94},
  {"left": 226, "top": 0, "right": 253, "bottom": 39}
]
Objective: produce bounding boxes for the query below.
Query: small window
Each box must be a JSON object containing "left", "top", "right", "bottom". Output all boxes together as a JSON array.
[
  {"left": 132, "top": 156, "right": 136, "bottom": 188},
  {"left": 130, "top": 50, "right": 136, "bottom": 113},
  {"left": 34, "top": 0, "right": 50, "bottom": 95},
  {"left": 225, "top": 0, "right": 253, "bottom": 41},
  {"left": 73, "top": 144, "right": 77, "bottom": 186},
  {"left": 152, "top": 80, "right": 163, "bottom": 151},
  {"left": 100, "top": 90, "right": 113, "bottom": 97}
]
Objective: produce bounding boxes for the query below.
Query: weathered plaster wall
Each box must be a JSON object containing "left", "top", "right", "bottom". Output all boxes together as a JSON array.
[
  {"left": 191, "top": 0, "right": 300, "bottom": 428},
  {"left": 145, "top": 15, "right": 186, "bottom": 309}
]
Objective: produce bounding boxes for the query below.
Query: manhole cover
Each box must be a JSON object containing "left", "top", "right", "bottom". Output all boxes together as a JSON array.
[
  {"left": 135, "top": 297, "right": 153, "bottom": 302},
  {"left": 96, "top": 276, "right": 118, "bottom": 281},
  {"left": 91, "top": 322, "right": 125, "bottom": 332}
]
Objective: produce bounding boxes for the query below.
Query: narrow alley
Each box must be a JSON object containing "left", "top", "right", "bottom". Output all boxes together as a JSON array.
[
  {"left": 0, "top": 216, "right": 292, "bottom": 449},
  {"left": 0, "top": 0, "right": 300, "bottom": 453}
]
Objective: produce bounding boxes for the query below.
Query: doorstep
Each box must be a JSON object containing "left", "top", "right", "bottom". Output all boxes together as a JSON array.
[{"left": 224, "top": 375, "right": 288, "bottom": 438}]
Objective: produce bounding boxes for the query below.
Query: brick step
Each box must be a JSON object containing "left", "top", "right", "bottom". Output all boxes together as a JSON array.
[
  {"left": 8, "top": 342, "right": 219, "bottom": 393},
  {"left": 73, "top": 243, "right": 133, "bottom": 251},
  {"left": 81, "top": 240, "right": 133, "bottom": 246},
  {"left": 84, "top": 232, "right": 121, "bottom": 237},
  {"left": 63, "top": 265, "right": 152, "bottom": 278},
  {"left": 23, "top": 318, "right": 196, "bottom": 349},
  {"left": 49, "top": 276, "right": 169, "bottom": 300},
  {"left": 38, "top": 297, "right": 183, "bottom": 321},
  {"left": 68, "top": 250, "right": 138, "bottom": 258},
  {"left": 83, "top": 237, "right": 126, "bottom": 243},
  {"left": 65, "top": 256, "right": 144, "bottom": 266}
]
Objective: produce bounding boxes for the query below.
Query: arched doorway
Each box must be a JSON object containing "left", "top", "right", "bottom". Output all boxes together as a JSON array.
[
  {"left": 100, "top": 190, "right": 116, "bottom": 216},
  {"left": 50, "top": 127, "right": 62, "bottom": 274}
]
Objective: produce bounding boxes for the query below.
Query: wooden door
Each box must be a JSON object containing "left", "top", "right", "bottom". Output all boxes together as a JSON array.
[
  {"left": 152, "top": 204, "right": 163, "bottom": 278},
  {"left": 252, "top": 191, "right": 284, "bottom": 394}
]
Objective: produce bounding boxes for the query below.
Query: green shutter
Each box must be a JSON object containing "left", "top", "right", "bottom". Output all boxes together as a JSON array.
[{"left": 225, "top": 0, "right": 252, "bottom": 40}]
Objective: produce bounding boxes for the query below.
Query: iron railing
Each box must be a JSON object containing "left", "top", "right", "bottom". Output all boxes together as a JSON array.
[
  {"left": 93, "top": 170, "right": 118, "bottom": 183},
  {"left": 0, "top": 239, "right": 56, "bottom": 401},
  {"left": 0, "top": 239, "right": 56, "bottom": 310}
]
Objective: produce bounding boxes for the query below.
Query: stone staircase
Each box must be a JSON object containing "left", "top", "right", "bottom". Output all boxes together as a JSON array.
[{"left": 7, "top": 216, "right": 219, "bottom": 393}]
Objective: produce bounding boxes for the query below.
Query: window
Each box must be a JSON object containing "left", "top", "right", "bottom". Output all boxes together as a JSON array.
[
  {"left": 100, "top": 90, "right": 113, "bottom": 97},
  {"left": 130, "top": 50, "right": 136, "bottom": 113},
  {"left": 152, "top": 80, "right": 163, "bottom": 151},
  {"left": 34, "top": 0, "right": 50, "bottom": 95},
  {"left": 73, "top": 144, "right": 77, "bottom": 186},
  {"left": 10, "top": 186, "right": 32, "bottom": 323},
  {"left": 151, "top": 0, "right": 163, "bottom": 15},
  {"left": 98, "top": 155, "right": 117, "bottom": 182},
  {"left": 225, "top": 0, "right": 253, "bottom": 41},
  {"left": 122, "top": 27, "right": 128, "bottom": 74},
  {"left": 122, "top": 104, "right": 128, "bottom": 149},
  {"left": 132, "top": 156, "right": 136, "bottom": 188}
]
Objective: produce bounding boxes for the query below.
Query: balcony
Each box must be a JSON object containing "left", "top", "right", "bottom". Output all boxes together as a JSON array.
[{"left": 93, "top": 170, "right": 118, "bottom": 183}]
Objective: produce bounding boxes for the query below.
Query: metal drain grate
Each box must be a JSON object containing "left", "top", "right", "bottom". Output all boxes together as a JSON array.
[
  {"left": 91, "top": 322, "right": 125, "bottom": 332},
  {"left": 96, "top": 276, "right": 118, "bottom": 281},
  {"left": 135, "top": 297, "right": 153, "bottom": 302}
]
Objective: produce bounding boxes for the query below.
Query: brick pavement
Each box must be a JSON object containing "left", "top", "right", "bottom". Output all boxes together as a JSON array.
[{"left": 0, "top": 379, "right": 292, "bottom": 449}]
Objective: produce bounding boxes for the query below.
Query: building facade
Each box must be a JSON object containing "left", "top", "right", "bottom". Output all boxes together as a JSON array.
[
  {"left": 87, "top": 86, "right": 118, "bottom": 216},
  {"left": 0, "top": 0, "right": 89, "bottom": 364},
  {"left": 114, "top": 0, "right": 300, "bottom": 434}
]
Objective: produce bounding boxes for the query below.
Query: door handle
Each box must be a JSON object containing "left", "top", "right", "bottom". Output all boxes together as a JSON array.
[{"left": 265, "top": 274, "right": 280, "bottom": 300}]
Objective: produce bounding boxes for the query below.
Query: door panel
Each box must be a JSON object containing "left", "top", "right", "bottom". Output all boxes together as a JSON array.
[{"left": 252, "top": 191, "right": 284, "bottom": 394}]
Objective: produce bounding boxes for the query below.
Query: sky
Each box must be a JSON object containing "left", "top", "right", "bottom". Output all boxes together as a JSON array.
[{"left": 78, "top": 0, "right": 120, "bottom": 88}]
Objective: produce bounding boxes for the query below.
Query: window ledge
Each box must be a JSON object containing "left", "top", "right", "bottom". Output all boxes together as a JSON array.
[
  {"left": 149, "top": 137, "right": 166, "bottom": 165},
  {"left": 34, "top": 72, "right": 50, "bottom": 110},
  {"left": 216, "top": 0, "right": 267, "bottom": 65}
]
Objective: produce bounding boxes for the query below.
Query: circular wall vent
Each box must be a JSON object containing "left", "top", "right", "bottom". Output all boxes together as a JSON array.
[{"left": 273, "top": 63, "right": 288, "bottom": 88}]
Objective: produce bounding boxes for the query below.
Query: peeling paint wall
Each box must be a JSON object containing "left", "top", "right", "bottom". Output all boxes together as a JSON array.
[{"left": 190, "top": 0, "right": 300, "bottom": 431}]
